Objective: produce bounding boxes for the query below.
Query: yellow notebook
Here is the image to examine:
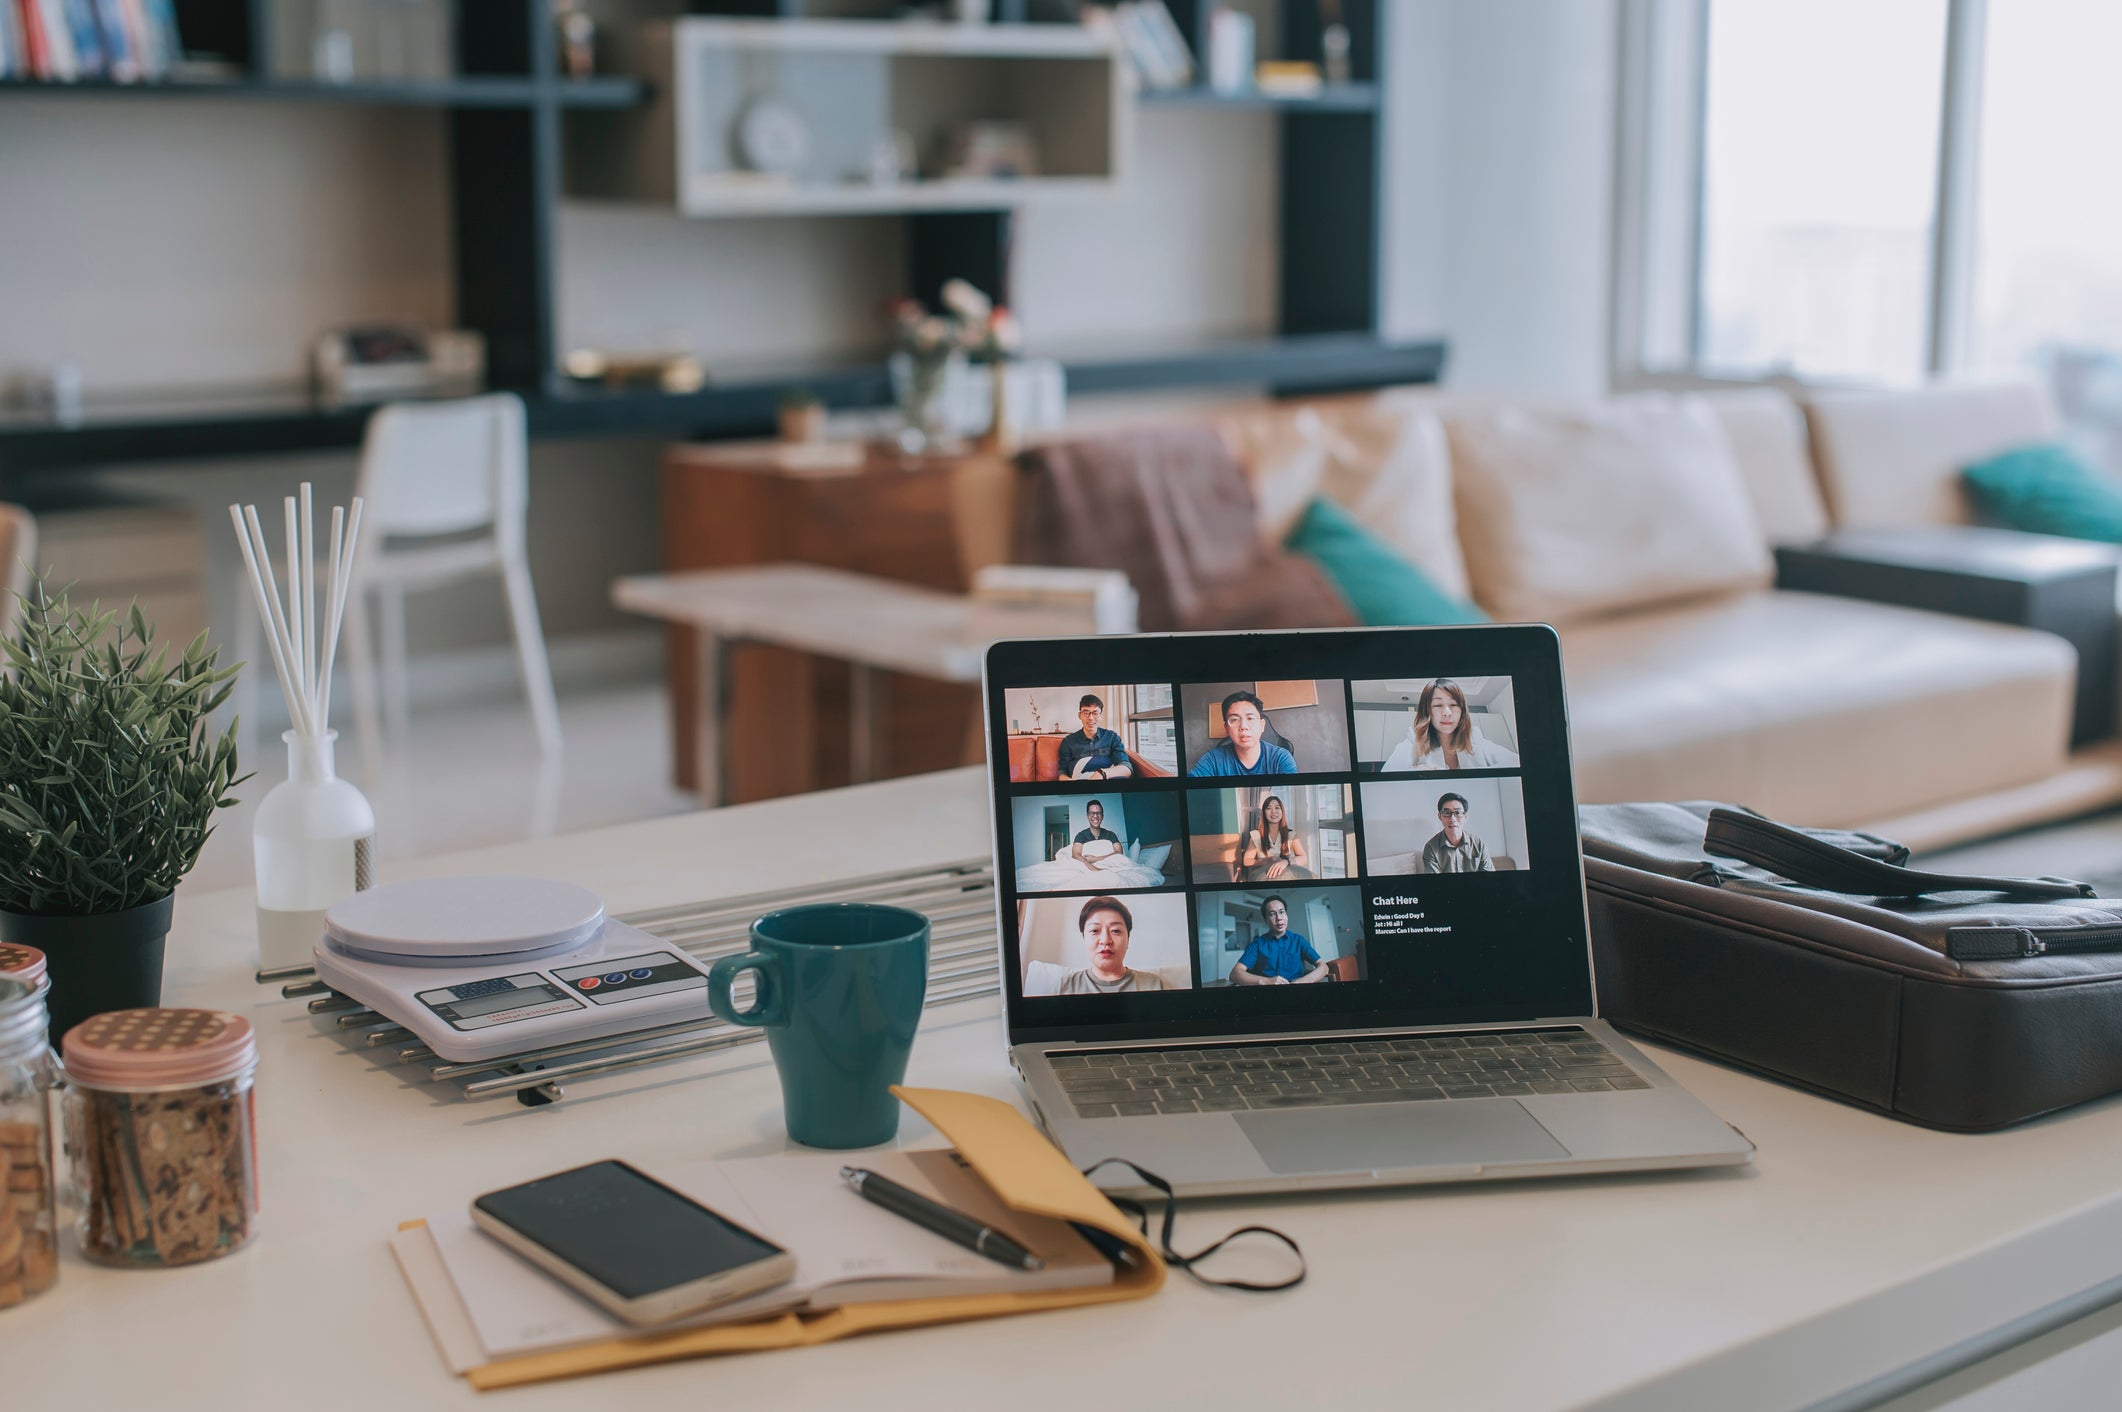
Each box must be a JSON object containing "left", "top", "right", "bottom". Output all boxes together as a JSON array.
[{"left": 393, "top": 1087, "right": 1166, "bottom": 1391}]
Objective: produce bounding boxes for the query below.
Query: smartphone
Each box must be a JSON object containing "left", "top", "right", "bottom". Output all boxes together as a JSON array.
[{"left": 471, "top": 1159, "right": 797, "bottom": 1326}]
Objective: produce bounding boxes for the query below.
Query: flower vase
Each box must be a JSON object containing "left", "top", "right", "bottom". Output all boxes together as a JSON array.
[
  {"left": 891, "top": 350, "right": 965, "bottom": 453},
  {"left": 980, "top": 359, "right": 1016, "bottom": 452},
  {"left": 252, "top": 731, "right": 377, "bottom": 971}
]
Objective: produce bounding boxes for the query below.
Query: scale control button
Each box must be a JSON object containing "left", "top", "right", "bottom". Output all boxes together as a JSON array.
[
  {"left": 602, "top": 972, "right": 630, "bottom": 985},
  {"left": 630, "top": 968, "right": 655, "bottom": 980},
  {"left": 577, "top": 977, "right": 601, "bottom": 990}
]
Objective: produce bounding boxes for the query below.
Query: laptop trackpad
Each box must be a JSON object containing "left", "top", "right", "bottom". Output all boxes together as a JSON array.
[{"left": 1234, "top": 1101, "right": 1568, "bottom": 1174}]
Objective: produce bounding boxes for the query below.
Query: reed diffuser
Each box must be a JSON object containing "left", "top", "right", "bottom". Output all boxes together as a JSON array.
[{"left": 229, "top": 485, "right": 377, "bottom": 971}]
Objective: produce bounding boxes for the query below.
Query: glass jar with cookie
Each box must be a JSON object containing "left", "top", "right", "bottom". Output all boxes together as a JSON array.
[
  {"left": 0, "top": 974, "right": 59, "bottom": 1307},
  {"left": 62, "top": 1008, "right": 259, "bottom": 1269}
]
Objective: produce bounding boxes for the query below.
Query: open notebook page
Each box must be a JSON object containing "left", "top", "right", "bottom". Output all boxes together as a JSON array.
[{"left": 420, "top": 1146, "right": 1111, "bottom": 1363}]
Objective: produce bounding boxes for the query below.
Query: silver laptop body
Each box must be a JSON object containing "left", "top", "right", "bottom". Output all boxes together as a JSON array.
[{"left": 983, "top": 626, "right": 1753, "bottom": 1197}]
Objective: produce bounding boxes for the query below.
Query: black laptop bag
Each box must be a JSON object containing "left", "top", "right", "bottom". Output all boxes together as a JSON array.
[{"left": 1579, "top": 801, "right": 2122, "bottom": 1132}]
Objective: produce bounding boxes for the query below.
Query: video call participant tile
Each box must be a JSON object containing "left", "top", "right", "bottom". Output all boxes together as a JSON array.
[
  {"left": 1351, "top": 675, "right": 1521, "bottom": 774},
  {"left": 1009, "top": 790, "right": 1183, "bottom": 895},
  {"left": 1019, "top": 891, "right": 1192, "bottom": 997},
  {"left": 1194, "top": 885, "right": 1368, "bottom": 987},
  {"left": 1185, "top": 783, "right": 1356, "bottom": 886},
  {"left": 1179, "top": 679, "right": 1352, "bottom": 778},
  {"left": 1000, "top": 683, "right": 1179, "bottom": 783},
  {"left": 1360, "top": 777, "right": 1531, "bottom": 875}
]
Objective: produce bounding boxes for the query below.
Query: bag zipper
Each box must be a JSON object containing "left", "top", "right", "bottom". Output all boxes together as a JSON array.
[{"left": 1946, "top": 923, "right": 2122, "bottom": 961}]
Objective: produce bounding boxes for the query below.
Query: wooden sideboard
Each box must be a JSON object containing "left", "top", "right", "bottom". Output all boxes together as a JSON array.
[{"left": 659, "top": 442, "right": 1010, "bottom": 803}]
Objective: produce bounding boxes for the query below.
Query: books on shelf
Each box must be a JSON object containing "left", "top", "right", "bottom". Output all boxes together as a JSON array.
[
  {"left": 1, "top": 0, "right": 177, "bottom": 80},
  {"left": 1084, "top": 1, "right": 1194, "bottom": 92}
]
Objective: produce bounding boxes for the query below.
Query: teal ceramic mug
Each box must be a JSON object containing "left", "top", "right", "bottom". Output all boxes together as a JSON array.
[{"left": 708, "top": 903, "right": 930, "bottom": 1149}]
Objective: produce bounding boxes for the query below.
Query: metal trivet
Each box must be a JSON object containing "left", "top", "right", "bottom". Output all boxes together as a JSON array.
[{"left": 263, "top": 860, "right": 998, "bottom": 1106}]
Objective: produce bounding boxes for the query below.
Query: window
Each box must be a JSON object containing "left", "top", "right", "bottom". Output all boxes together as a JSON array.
[
  {"left": 1623, "top": 0, "right": 2122, "bottom": 440},
  {"left": 1694, "top": 0, "right": 1949, "bottom": 381},
  {"left": 1127, "top": 683, "right": 1177, "bottom": 773},
  {"left": 1970, "top": 0, "right": 2122, "bottom": 464}
]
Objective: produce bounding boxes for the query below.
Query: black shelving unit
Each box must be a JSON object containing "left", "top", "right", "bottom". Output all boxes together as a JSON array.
[{"left": 0, "top": 0, "right": 1440, "bottom": 484}]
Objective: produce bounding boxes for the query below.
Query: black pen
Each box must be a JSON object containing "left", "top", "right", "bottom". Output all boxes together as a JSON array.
[
  {"left": 1068, "top": 1220, "right": 1143, "bottom": 1271},
  {"left": 840, "top": 1166, "right": 1045, "bottom": 1272}
]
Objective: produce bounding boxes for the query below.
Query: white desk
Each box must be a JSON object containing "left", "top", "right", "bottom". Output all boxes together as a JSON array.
[{"left": 16, "top": 768, "right": 2122, "bottom": 1411}]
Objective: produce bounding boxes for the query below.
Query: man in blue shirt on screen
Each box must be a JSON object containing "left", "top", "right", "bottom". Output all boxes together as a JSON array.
[
  {"left": 1188, "top": 690, "right": 1298, "bottom": 777},
  {"left": 1057, "top": 694, "right": 1132, "bottom": 780},
  {"left": 1230, "top": 896, "right": 1327, "bottom": 985}
]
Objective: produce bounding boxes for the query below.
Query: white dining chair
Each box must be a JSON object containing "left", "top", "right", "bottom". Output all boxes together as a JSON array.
[
  {"left": 0, "top": 503, "right": 37, "bottom": 644},
  {"left": 235, "top": 394, "right": 562, "bottom": 766}
]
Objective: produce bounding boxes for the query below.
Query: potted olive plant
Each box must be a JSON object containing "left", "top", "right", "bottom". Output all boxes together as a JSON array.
[{"left": 0, "top": 585, "right": 243, "bottom": 1041}]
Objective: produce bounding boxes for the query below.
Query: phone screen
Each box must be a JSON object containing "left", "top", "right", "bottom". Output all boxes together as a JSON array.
[{"left": 474, "top": 1160, "right": 785, "bottom": 1299}]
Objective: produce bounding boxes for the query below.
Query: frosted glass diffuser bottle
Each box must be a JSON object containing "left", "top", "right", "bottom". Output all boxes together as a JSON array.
[
  {"left": 254, "top": 735, "right": 376, "bottom": 970},
  {"left": 230, "top": 485, "right": 375, "bottom": 970}
]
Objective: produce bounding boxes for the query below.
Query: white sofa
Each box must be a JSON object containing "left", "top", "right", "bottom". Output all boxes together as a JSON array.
[
  {"left": 959, "top": 369, "right": 2088, "bottom": 840},
  {"left": 961, "top": 375, "right": 2092, "bottom": 846},
  {"left": 1310, "top": 379, "right": 2086, "bottom": 844}
]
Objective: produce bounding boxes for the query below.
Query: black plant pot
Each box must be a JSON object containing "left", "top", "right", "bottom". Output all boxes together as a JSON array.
[{"left": 0, "top": 894, "right": 174, "bottom": 1046}]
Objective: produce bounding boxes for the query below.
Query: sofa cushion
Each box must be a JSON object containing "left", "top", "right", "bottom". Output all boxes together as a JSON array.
[
  {"left": 1444, "top": 394, "right": 1775, "bottom": 624},
  {"left": 1032, "top": 735, "right": 1064, "bottom": 780},
  {"left": 1806, "top": 376, "right": 2060, "bottom": 530},
  {"left": 1285, "top": 497, "right": 1487, "bottom": 626},
  {"left": 1698, "top": 387, "right": 1830, "bottom": 544},
  {"left": 1961, "top": 442, "right": 2122, "bottom": 542},
  {"left": 1560, "top": 589, "right": 2076, "bottom": 826},
  {"left": 1219, "top": 396, "right": 1472, "bottom": 599},
  {"left": 1013, "top": 425, "right": 1356, "bottom": 632}
]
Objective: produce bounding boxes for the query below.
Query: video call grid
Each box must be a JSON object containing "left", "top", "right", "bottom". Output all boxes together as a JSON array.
[
  {"left": 999, "top": 675, "right": 1536, "bottom": 995},
  {"left": 998, "top": 676, "right": 1531, "bottom": 889}
]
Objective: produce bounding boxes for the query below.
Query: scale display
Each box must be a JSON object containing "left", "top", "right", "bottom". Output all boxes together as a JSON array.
[
  {"left": 416, "top": 972, "right": 585, "bottom": 1032},
  {"left": 551, "top": 952, "right": 709, "bottom": 1006}
]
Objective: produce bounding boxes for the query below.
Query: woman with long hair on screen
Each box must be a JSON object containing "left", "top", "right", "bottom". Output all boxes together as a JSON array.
[
  {"left": 1241, "top": 793, "right": 1312, "bottom": 881},
  {"left": 1383, "top": 679, "right": 1521, "bottom": 772}
]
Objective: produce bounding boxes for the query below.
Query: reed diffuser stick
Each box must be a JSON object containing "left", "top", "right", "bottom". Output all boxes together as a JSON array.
[{"left": 229, "top": 485, "right": 365, "bottom": 740}]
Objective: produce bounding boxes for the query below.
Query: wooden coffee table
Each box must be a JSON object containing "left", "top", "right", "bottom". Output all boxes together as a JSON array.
[{"left": 614, "top": 562, "right": 1088, "bottom": 806}]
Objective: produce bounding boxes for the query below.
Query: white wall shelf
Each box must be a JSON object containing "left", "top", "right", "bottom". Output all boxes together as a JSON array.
[{"left": 566, "top": 19, "right": 1127, "bottom": 219}]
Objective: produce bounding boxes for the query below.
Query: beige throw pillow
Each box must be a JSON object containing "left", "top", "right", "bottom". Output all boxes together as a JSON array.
[
  {"left": 1445, "top": 395, "right": 1774, "bottom": 624},
  {"left": 1220, "top": 396, "right": 1472, "bottom": 599}
]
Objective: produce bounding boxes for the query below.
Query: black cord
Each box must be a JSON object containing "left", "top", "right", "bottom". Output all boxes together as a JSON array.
[{"left": 1078, "top": 1157, "right": 1305, "bottom": 1292}]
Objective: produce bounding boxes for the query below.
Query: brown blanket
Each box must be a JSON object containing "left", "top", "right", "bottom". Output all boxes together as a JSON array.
[{"left": 1013, "top": 426, "right": 1355, "bottom": 633}]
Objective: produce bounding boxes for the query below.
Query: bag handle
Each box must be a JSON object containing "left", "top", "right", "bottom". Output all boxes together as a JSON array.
[{"left": 1703, "top": 808, "right": 2095, "bottom": 901}]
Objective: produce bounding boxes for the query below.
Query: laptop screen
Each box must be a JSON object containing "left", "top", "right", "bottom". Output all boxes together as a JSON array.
[{"left": 983, "top": 626, "right": 1594, "bottom": 1044}]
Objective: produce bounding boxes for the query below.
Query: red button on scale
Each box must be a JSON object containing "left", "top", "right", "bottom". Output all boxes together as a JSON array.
[{"left": 578, "top": 977, "right": 600, "bottom": 990}]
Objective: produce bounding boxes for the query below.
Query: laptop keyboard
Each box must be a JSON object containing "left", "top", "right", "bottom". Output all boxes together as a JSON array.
[{"left": 1048, "top": 1028, "right": 1651, "bottom": 1118}]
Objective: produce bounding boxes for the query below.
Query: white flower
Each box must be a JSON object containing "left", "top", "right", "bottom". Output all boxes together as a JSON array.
[{"left": 940, "top": 279, "right": 992, "bottom": 322}]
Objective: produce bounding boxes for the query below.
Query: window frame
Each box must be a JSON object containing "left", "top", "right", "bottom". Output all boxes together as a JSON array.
[{"left": 1611, "top": 0, "right": 1992, "bottom": 390}]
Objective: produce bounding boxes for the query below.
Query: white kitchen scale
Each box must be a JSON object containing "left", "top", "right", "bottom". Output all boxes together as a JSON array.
[{"left": 313, "top": 875, "right": 716, "bottom": 1063}]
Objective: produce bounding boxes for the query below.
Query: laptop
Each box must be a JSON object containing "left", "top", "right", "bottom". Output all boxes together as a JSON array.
[{"left": 982, "top": 624, "right": 1753, "bottom": 1196}]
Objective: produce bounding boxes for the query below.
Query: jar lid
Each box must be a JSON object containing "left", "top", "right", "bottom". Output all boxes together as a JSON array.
[
  {"left": 0, "top": 943, "right": 47, "bottom": 988},
  {"left": 63, "top": 1008, "right": 258, "bottom": 1090}
]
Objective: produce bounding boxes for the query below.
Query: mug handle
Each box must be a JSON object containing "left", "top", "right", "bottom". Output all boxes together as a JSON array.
[{"left": 708, "top": 952, "right": 786, "bottom": 1027}]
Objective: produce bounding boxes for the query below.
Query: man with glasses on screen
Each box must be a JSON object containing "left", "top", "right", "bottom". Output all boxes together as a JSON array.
[
  {"left": 1188, "top": 690, "right": 1298, "bottom": 777},
  {"left": 1421, "top": 792, "right": 1493, "bottom": 874},
  {"left": 1058, "top": 695, "right": 1132, "bottom": 780}
]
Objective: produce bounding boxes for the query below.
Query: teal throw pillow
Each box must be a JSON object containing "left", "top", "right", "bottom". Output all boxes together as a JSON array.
[
  {"left": 1962, "top": 442, "right": 2122, "bottom": 542},
  {"left": 1285, "top": 497, "right": 1488, "bottom": 626}
]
